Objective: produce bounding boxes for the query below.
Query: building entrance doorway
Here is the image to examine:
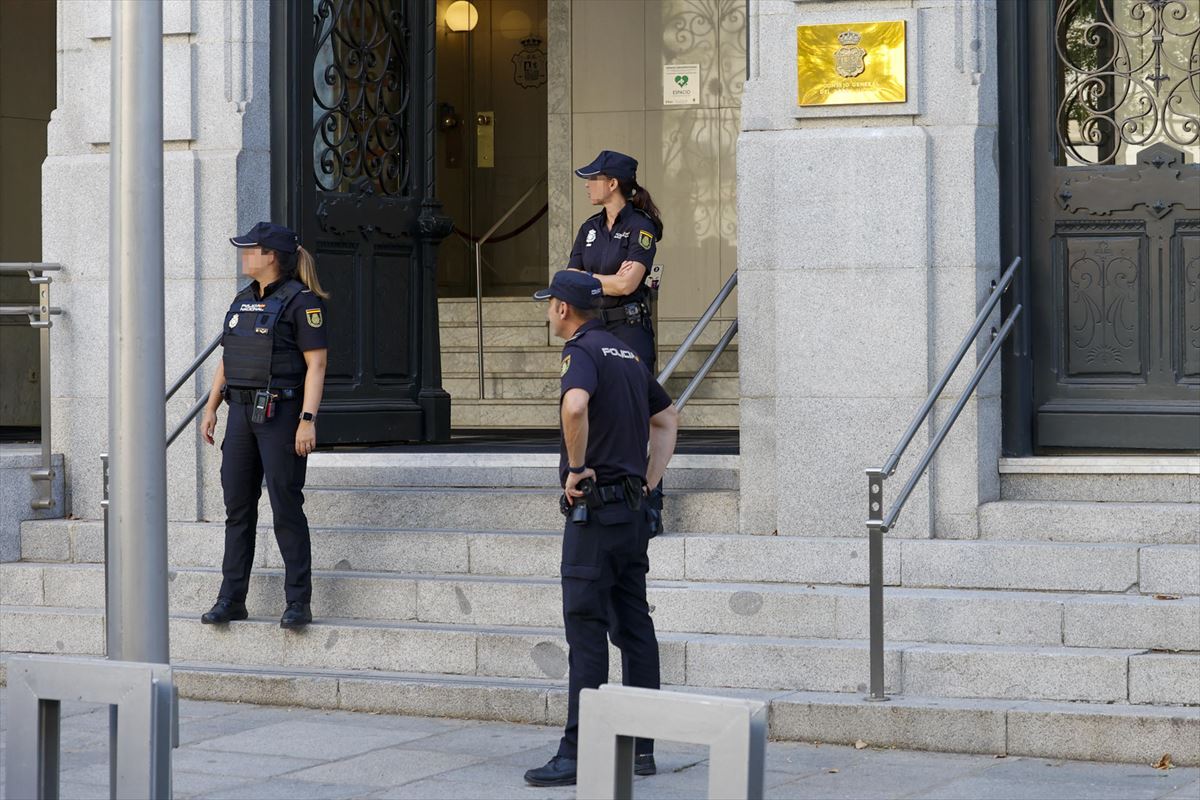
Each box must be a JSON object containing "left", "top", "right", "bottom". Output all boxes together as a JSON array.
[
  {"left": 435, "top": 0, "right": 549, "bottom": 299},
  {"left": 272, "top": 0, "right": 452, "bottom": 444},
  {"left": 433, "top": 0, "right": 743, "bottom": 431},
  {"left": 1004, "top": 0, "right": 1200, "bottom": 452},
  {"left": 0, "top": 0, "right": 55, "bottom": 440}
]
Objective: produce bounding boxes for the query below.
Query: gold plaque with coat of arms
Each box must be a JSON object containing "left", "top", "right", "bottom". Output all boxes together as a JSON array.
[{"left": 796, "top": 21, "right": 906, "bottom": 106}]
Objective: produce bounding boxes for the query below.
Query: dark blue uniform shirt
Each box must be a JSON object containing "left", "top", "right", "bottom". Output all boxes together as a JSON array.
[
  {"left": 566, "top": 205, "right": 659, "bottom": 308},
  {"left": 558, "top": 319, "right": 672, "bottom": 486}
]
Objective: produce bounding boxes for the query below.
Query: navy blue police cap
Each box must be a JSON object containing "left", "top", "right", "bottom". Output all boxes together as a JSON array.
[
  {"left": 230, "top": 221, "right": 300, "bottom": 254},
  {"left": 533, "top": 270, "right": 604, "bottom": 309},
  {"left": 574, "top": 150, "right": 638, "bottom": 182}
]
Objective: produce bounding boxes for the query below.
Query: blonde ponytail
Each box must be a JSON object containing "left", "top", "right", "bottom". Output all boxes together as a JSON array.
[{"left": 295, "top": 245, "right": 329, "bottom": 299}]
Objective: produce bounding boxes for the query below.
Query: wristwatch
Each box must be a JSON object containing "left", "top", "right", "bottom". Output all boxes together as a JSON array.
[
  {"left": 567, "top": 465, "right": 587, "bottom": 474},
  {"left": 299, "top": 411, "right": 316, "bottom": 422}
]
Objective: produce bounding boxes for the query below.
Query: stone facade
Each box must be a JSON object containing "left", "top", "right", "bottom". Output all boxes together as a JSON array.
[
  {"left": 38, "top": 0, "right": 1001, "bottom": 537},
  {"left": 44, "top": 0, "right": 272, "bottom": 522},
  {"left": 737, "top": 0, "right": 1002, "bottom": 538}
]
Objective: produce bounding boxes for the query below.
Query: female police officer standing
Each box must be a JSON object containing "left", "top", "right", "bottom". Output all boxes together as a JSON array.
[
  {"left": 568, "top": 150, "right": 664, "bottom": 372},
  {"left": 198, "top": 222, "right": 329, "bottom": 629}
]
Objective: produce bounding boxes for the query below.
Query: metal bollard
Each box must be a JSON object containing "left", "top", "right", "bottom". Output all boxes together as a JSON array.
[{"left": 578, "top": 685, "right": 767, "bottom": 800}]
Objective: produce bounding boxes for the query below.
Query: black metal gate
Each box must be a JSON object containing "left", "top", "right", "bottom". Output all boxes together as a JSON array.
[
  {"left": 271, "top": 0, "right": 451, "bottom": 444},
  {"left": 1004, "top": 0, "right": 1200, "bottom": 452}
]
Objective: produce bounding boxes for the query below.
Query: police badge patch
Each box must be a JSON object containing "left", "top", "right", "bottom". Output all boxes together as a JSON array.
[
  {"left": 560, "top": 355, "right": 571, "bottom": 377},
  {"left": 228, "top": 314, "right": 239, "bottom": 328},
  {"left": 638, "top": 230, "right": 654, "bottom": 250},
  {"left": 306, "top": 308, "right": 323, "bottom": 328}
]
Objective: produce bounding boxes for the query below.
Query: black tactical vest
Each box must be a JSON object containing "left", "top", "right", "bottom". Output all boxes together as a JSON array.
[{"left": 221, "top": 279, "right": 308, "bottom": 389}]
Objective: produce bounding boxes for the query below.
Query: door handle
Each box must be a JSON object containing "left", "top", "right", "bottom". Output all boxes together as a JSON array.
[{"left": 476, "top": 111, "right": 494, "bottom": 168}]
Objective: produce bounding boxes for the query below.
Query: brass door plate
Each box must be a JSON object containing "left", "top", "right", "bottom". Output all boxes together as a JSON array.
[
  {"left": 796, "top": 21, "right": 906, "bottom": 107},
  {"left": 476, "top": 111, "right": 494, "bottom": 168}
]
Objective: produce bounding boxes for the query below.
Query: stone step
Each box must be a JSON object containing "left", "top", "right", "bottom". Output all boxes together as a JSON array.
[
  {"left": 22, "top": 521, "right": 1195, "bottom": 596},
  {"left": 438, "top": 322, "right": 740, "bottom": 352},
  {"left": 0, "top": 606, "right": 898, "bottom": 693},
  {"left": 4, "top": 606, "right": 1195, "bottom": 707},
  {"left": 440, "top": 346, "right": 738, "bottom": 376},
  {"left": 278, "top": 486, "right": 738, "bottom": 533},
  {"left": 439, "top": 322, "right": 551, "bottom": 349},
  {"left": 302, "top": 452, "right": 739, "bottom": 489},
  {"left": 437, "top": 297, "right": 548, "bottom": 325},
  {"left": 7, "top": 562, "right": 1197, "bottom": 651},
  {"left": 436, "top": 299, "right": 738, "bottom": 348},
  {"left": 998, "top": 457, "right": 1200, "bottom": 503},
  {"left": 978, "top": 500, "right": 1200, "bottom": 545},
  {"left": 3, "top": 655, "right": 1191, "bottom": 765},
  {"left": 443, "top": 373, "right": 739, "bottom": 401},
  {"left": 451, "top": 397, "right": 739, "bottom": 429}
]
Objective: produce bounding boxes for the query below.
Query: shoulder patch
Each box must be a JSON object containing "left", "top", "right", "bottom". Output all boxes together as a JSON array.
[
  {"left": 305, "top": 308, "right": 324, "bottom": 328},
  {"left": 638, "top": 229, "right": 655, "bottom": 250},
  {"left": 560, "top": 354, "right": 571, "bottom": 377}
]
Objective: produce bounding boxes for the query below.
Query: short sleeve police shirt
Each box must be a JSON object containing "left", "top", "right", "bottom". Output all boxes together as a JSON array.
[
  {"left": 250, "top": 279, "right": 328, "bottom": 354},
  {"left": 566, "top": 204, "right": 658, "bottom": 278},
  {"left": 558, "top": 319, "right": 670, "bottom": 486}
]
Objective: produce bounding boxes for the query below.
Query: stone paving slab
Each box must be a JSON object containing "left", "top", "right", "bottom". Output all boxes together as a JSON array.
[{"left": 2, "top": 690, "right": 1198, "bottom": 800}]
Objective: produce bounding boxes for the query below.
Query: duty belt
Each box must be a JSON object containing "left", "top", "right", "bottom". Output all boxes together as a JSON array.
[
  {"left": 224, "top": 387, "right": 299, "bottom": 404},
  {"left": 600, "top": 302, "right": 648, "bottom": 325},
  {"left": 594, "top": 482, "right": 627, "bottom": 504}
]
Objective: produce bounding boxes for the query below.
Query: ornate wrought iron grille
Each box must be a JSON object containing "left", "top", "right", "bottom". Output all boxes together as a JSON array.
[
  {"left": 313, "top": 0, "right": 413, "bottom": 196},
  {"left": 1055, "top": 0, "right": 1200, "bottom": 166}
]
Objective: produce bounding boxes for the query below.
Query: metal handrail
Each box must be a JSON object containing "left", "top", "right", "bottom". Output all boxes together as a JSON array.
[
  {"left": 675, "top": 320, "right": 738, "bottom": 411},
  {"left": 475, "top": 172, "right": 547, "bottom": 399},
  {"left": 656, "top": 270, "right": 738, "bottom": 411},
  {"left": 880, "top": 257, "right": 1023, "bottom": 479},
  {"left": 166, "top": 331, "right": 223, "bottom": 447},
  {"left": 0, "top": 262, "right": 64, "bottom": 510},
  {"left": 862, "top": 257, "right": 1024, "bottom": 702}
]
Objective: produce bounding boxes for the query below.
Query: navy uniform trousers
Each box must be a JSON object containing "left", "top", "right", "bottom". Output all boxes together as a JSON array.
[
  {"left": 218, "top": 395, "right": 312, "bottom": 604},
  {"left": 604, "top": 318, "right": 656, "bottom": 375},
  {"left": 558, "top": 502, "right": 660, "bottom": 759}
]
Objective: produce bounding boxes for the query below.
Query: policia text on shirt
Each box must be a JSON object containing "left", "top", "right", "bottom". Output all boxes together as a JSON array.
[
  {"left": 199, "top": 222, "right": 330, "bottom": 630},
  {"left": 524, "top": 270, "right": 680, "bottom": 788}
]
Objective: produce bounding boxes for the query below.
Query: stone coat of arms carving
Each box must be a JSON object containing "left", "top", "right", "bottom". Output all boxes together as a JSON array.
[{"left": 834, "top": 30, "right": 867, "bottom": 78}]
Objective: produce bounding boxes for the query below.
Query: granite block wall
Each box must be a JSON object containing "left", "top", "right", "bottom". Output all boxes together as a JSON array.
[{"left": 737, "top": 0, "right": 1002, "bottom": 538}]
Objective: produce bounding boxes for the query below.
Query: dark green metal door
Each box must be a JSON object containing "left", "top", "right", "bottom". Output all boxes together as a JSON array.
[
  {"left": 272, "top": 0, "right": 452, "bottom": 444},
  {"left": 1026, "top": 0, "right": 1200, "bottom": 450}
]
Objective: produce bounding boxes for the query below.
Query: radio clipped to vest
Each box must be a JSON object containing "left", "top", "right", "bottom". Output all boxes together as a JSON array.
[{"left": 221, "top": 279, "right": 308, "bottom": 390}]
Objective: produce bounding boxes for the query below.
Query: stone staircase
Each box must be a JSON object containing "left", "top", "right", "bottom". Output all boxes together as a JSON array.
[
  {"left": 438, "top": 297, "right": 738, "bottom": 429},
  {"left": 2, "top": 455, "right": 1198, "bottom": 765}
]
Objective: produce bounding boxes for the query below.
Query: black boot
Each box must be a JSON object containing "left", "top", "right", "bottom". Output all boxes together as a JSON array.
[
  {"left": 280, "top": 601, "right": 312, "bottom": 629},
  {"left": 635, "top": 754, "right": 657, "bottom": 775},
  {"left": 524, "top": 755, "right": 577, "bottom": 787},
  {"left": 201, "top": 598, "right": 248, "bottom": 625}
]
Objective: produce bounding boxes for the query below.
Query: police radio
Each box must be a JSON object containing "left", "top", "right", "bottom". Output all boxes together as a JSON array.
[{"left": 250, "top": 390, "right": 275, "bottom": 424}]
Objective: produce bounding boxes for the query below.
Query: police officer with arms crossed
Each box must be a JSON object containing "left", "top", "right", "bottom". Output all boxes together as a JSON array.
[
  {"left": 568, "top": 150, "right": 664, "bottom": 372},
  {"left": 524, "top": 270, "right": 680, "bottom": 788},
  {"left": 198, "top": 222, "right": 329, "bottom": 629}
]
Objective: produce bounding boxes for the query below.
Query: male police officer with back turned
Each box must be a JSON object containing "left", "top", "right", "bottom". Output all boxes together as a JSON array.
[{"left": 524, "top": 270, "right": 680, "bottom": 788}]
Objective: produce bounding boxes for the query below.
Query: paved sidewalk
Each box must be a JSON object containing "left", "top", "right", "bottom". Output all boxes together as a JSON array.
[{"left": 1, "top": 691, "right": 1197, "bottom": 799}]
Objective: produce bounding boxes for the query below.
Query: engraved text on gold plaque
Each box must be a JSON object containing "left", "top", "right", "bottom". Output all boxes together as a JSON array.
[{"left": 796, "top": 21, "right": 907, "bottom": 107}]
